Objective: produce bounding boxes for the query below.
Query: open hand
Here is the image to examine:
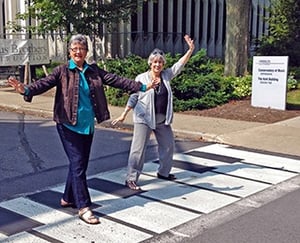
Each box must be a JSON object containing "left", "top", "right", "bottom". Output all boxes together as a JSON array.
[
  {"left": 184, "top": 35, "right": 195, "bottom": 51},
  {"left": 111, "top": 113, "right": 126, "bottom": 126},
  {"left": 7, "top": 76, "right": 25, "bottom": 94}
]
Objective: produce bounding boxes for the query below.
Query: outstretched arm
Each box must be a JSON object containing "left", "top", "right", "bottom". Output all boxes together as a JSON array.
[
  {"left": 178, "top": 35, "right": 195, "bottom": 65},
  {"left": 7, "top": 76, "right": 26, "bottom": 94},
  {"left": 111, "top": 105, "right": 132, "bottom": 126},
  {"left": 111, "top": 75, "right": 161, "bottom": 126}
]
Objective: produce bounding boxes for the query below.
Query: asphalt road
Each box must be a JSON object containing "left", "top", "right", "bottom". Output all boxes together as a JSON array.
[
  {"left": 185, "top": 186, "right": 300, "bottom": 243},
  {"left": 0, "top": 110, "right": 204, "bottom": 201},
  {"left": 1, "top": 110, "right": 300, "bottom": 243}
]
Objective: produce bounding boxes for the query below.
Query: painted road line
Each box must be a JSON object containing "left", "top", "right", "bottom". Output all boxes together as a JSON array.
[
  {"left": 97, "top": 164, "right": 239, "bottom": 214},
  {"left": 159, "top": 168, "right": 271, "bottom": 198},
  {"left": 0, "top": 196, "right": 152, "bottom": 243},
  {"left": 195, "top": 144, "right": 300, "bottom": 172},
  {"left": 0, "top": 231, "right": 50, "bottom": 243},
  {"left": 174, "top": 152, "right": 297, "bottom": 184},
  {"left": 52, "top": 183, "right": 199, "bottom": 235},
  {"left": 1, "top": 144, "right": 300, "bottom": 242}
]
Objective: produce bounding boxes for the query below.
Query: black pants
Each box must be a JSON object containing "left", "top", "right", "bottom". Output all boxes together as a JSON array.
[{"left": 56, "top": 124, "right": 93, "bottom": 209}]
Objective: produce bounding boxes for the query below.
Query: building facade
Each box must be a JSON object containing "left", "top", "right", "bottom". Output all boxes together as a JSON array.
[{"left": 0, "top": 0, "right": 270, "bottom": 62}]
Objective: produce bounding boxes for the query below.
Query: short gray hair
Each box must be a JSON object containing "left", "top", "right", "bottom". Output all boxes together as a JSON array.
[
  {"left": 68, "top": 34, "right": 88, "bottom": 51},
  {"left": 147, "top": 48, "right": 166, "bottom": 66}
]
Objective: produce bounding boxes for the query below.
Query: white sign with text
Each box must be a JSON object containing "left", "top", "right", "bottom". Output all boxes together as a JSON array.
[
  {"left": 251, "top": 56, "right": 289, "bottom": 110},
  {"left": 0, "top": 39, "right": 49, "bottom": 66}
]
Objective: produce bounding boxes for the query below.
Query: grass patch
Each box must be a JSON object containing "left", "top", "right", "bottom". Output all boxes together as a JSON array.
[{"left": 287, "top": 88, "right": 300, "bottom": 109}]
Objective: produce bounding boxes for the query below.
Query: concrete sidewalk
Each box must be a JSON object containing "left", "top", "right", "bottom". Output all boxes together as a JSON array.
[{"left": 1, "top": 85, "right": 300, "bottom": 157}]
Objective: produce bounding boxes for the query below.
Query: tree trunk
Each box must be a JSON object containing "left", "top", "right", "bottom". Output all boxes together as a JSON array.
[{"left": 224, "top": 0, "right": 251, "bottom": 76}]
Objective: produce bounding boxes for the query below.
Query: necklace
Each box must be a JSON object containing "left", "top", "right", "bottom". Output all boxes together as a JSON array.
[
  {"left": 149, "top": 71, "right": 161, "bottom": 94},
  {"left": 155, "top": 82, "right": 161, "bottom": 94}
]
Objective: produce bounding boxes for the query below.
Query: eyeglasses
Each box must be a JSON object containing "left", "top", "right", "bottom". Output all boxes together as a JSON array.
[
  {"left": 152, "top": 50, "right": 164, "bottom": 55},
  {"left": 70, "top": 47, "right": 87, "bottom": 52}
]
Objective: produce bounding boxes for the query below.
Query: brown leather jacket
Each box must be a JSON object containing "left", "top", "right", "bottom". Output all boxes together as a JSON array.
[{"left": 24, "top": 62, "right": 142, "bottom": 125}]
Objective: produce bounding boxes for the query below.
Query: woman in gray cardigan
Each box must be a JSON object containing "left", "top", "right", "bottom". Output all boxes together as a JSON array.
[{"left": 112, "top": 35, "right": 195, "bottom": 190}]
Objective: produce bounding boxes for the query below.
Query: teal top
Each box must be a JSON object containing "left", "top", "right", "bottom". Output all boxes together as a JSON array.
[
  {"left": 63, "top": 59, "right": 95, "bottom": 135},
  {"left": 23, "top": 59, "right": 148, "bottom": 135}
]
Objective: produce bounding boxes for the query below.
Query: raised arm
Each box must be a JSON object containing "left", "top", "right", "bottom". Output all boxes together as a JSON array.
[{"left": 178, "top": 35, "right": 195, "bottom": 65}]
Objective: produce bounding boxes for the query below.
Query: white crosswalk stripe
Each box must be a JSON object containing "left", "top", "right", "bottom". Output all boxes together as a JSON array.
[{"left": 1, "top": 143, "right": 300, "bottom": 242}]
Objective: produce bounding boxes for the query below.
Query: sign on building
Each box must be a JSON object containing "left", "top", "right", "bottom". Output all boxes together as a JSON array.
[
  {"left": 251, "top": 56, "right": 289, "bottom": 110},
  {"left": 0, "top": 39, "right": 49, "bottom": 66}
]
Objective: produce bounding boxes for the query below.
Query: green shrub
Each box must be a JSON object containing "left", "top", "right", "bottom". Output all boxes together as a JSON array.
[
  {"left": 289, "top": 67, "right": 300, "bottom": 80},
  {"left": 173, "top": 90, "right": 230, "bottom": 111},
  {"left": 171, "top": 73, "right": 231, "bottom": 111},
  {"left": 98, "top": 54, "right": 148, "bottom": 79},
  {"left": 36, "top": 50, "right": 300, "bottom": 112},
  {"left": 98, "top": 55, "right": 148, "bottom": 106},
  {"left": 101, "top": 49, "right": 251, "bottom": 111},
  {"left": 287, "top": 73, "right": 298, "bottom": 90},
  {"left": 169, "top": 50, "right": 233, "bottom": 111},
  {"left": 230, "top": 75, "right": 252, "bottom": 99}
]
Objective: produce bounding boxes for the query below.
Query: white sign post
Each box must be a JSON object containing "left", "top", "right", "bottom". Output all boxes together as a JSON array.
[{"left": 251, "top": 56, "right": 289, "bottom": 110}]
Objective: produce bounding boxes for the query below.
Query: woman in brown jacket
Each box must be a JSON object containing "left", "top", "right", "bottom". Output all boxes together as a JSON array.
[{"left": 8, "top": 34, "right": 158, "bottom": 224}]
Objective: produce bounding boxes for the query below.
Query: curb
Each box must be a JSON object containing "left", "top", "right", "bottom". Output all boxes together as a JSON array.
[{"left": 0, "top": 104, "right": 215, "bottom": 142}]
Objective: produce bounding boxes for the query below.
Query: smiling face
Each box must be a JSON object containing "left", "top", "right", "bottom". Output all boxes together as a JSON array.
[
  {"left": 68, "top": 34, "right": 89, "bottom": 68},
  {"left": 69, "top": 43, "right": 87, "bottom": 68},
  {"left": 148, "top": 49, "right": 166, "bottom": 77},
  {"left": 150, "top": 57, "right": 165, "bottom": 76}
]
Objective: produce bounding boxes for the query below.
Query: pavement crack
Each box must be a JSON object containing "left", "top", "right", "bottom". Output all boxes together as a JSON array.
[{"left": 17, "top": 113, "right": 45, "bottom": 172}]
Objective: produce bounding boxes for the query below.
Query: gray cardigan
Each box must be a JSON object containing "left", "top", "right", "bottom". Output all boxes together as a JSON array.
[{"left": 127, "top": 61, "right": 185, "bottom": 129}]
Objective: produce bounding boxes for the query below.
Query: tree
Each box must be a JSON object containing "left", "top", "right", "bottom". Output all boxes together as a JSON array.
[
  {"left": 257, "top": 0, "right": 300, "bottom": 66},
  {"left": 224, "top": 0, "right": 251, "bottom": 77},
  {"left": 7, "top": 0, "right": 145, "bottom": 36}
]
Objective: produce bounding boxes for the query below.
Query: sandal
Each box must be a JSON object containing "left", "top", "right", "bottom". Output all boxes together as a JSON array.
[
  {"left": 125, "top": 180, "right": 141, "bottom": 191},
  {"left": 60, "top": 198, "right": 74, "bottom": 208},
  {"left": 78, "top": 207, "right": 100, "bottom": 225}
]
